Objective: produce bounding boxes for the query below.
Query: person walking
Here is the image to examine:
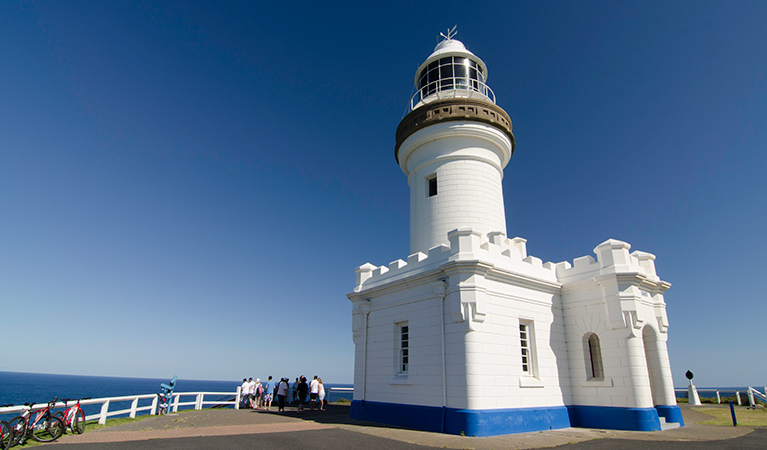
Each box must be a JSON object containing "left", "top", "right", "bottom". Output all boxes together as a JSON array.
[
  {"left": 254, "top": 378, "right": 262, "bottom": 410},
  {"left": 263, "top": 376, "right": 275, "bottom": 411},
  {"left": 277, "top": 377, "right": 290, "bottom": 412},
  {"left": 247, "top": 377, "right": 256, "bottom": 409},
  {"left": 318, "top": 378, "right": 326, "bottom": 411},
  {"left": 309, "top": 375, "right": 320, "bottom": 410},
  {"left": 297, "top": 376, "right": 309, "bottom": 414},
  {"left": 240, "top": 378, "right": 249, "bottom": 409}
]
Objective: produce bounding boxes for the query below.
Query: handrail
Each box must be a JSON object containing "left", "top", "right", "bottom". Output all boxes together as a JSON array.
[
  {"left": 0, "top": 387, "right": 355, "bottom": 423},
  {"left": 747, "top": 387, "right": 767, "bottom": 406},
  {"left": 407, "top": 79, "right": 496, "bottom": 113},
  {"left": 0, "top": 391, "right": 238, "bottom": 425},
  {"left": 674, "top": 386, "right": 767, "bottom": 406}
]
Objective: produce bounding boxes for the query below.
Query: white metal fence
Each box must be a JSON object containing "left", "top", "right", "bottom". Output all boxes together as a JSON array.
[
  {"left": 0, "top": 387, "right": 354, "bottom": 425},
  {"left": 674, "top": 386, "right": 767, "bottom": 406},
  {"left": 0, "top": 391, "right": 237, "bottom": 425}
]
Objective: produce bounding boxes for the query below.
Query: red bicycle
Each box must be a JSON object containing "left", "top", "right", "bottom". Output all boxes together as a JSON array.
[
  {"left": 6, "top": 399, "right": 64, "bottom": 446},
  {"left": 0, "top": 418, "right": 11, "bottom": 450},
  {"left": 55, "top": 397, "right": 89, "bottom": 434}
]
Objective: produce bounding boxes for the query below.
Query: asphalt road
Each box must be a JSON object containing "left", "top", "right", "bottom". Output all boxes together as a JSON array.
[{"left": 52, "top": 426, "right": 767, "bottom": 450}]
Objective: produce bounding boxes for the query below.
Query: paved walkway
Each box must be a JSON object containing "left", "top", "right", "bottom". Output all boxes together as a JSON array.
[{"left": 50, "top": 404, "right": 763, "bottom": 449}]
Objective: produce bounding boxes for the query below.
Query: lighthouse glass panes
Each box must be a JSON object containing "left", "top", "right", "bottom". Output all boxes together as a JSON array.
[
  {"left": 399, "top": 323, "right": 409, "bottom": 374},
  {"left": 418, "top": 57, "right": 485, "bottom": 99}
]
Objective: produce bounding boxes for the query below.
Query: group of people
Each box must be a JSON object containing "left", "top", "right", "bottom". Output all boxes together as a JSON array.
[{"left": 240, "top": 375, "right": 326, "bottom": 414}]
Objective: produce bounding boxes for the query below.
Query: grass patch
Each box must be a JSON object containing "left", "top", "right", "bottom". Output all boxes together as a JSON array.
[
  {"left": 85, "top": 414, "right": 160, "bottom": 431},
  {"left": 692, "top": 406, "right": 767, "bottom": 426},
  {"left": 332, "top": 398, "right": 351, "bottom": 405}
]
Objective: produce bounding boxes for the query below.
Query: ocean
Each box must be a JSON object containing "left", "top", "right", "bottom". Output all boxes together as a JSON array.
[{"left": 0, "top": 371, "right": 353, "bottom": 420}]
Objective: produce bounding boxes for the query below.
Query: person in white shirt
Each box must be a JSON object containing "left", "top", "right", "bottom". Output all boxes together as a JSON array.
[
  {"left": 247, "top": 377, "right": 256, "bottom": 409},
  {"left": 276, "top": 377, "right": 290, "bottom": 412},
  {"left": 240, "top": 378, "right": 249, "bottom": 409},
  {"left": 309, "top": 375, "right": 320, "bottom": 410},
  {"left": 318, "top": 378, "right": 326, "bottom": 411}
]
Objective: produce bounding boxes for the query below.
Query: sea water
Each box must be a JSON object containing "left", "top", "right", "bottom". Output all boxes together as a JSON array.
[{"left": 0, "top": 371, "right": 353, "bottom": 420}]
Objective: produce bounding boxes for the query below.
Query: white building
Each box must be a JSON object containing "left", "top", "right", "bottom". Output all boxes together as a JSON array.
[{"left": 347, "top": 34, "right": 684, "bottom": 436}]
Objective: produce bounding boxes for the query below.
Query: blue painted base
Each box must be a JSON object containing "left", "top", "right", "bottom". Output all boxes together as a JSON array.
[
  {"left": 350, "top": 400, "right": 684, "bottom": 436},
  {"left": 656, "top": 405, "right": 685, "bottom": 427},
  {"left": 350, "top": 400, "right": 569, "bottom": 436},
  {"left": 568, "top": 405, "right": 662, "bottom": 431}
]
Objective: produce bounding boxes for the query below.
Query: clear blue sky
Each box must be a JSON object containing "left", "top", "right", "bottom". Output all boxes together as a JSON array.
[{"left": 2, "top": 1, "right": 765, "bottom": 388}]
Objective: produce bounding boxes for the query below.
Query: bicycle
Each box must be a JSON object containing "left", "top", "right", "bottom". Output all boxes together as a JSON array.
[
  {"left": 55, "top": 397, "right": 89, "bottom": 434},
  {"left": 0, "top": 419, "right": 11, "bottom": 450},
  {"left": 6, "top": 399, "right": 65, "bottom": 446}
]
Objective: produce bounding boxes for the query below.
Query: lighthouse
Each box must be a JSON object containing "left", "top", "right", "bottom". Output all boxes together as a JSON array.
[
  {"left": 394, "top": 30, "right": 514, "bottom": 255},
  {"left": 348, "top": 30, "right": 683, "bottom": 436}
]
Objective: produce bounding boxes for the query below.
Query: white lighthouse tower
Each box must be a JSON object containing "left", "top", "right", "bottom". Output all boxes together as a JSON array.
[
  {"left": 348, "top": 30, "right": 683, "bottom": 436},
  {"left": 395, "top": 30, "right": 514, "bottom": 255}
]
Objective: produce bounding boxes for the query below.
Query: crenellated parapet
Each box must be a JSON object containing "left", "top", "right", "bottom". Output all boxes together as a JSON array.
[
  {"left": 556, "top": 239, "right": 672, "bottom": 335},
  {"left": 351, "top": 228, "right": 560, "bottom": 294},
  {"left": 353, "top": 233, "right": 669, "bottom": 295}
]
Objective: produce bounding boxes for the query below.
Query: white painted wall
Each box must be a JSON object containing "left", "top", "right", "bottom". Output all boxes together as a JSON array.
[
  {"left": 349, "top": 231, "right": 678, "bottom": 413},
  {"left": 397, "top": 122, "right": 512, "bottom": 255}
]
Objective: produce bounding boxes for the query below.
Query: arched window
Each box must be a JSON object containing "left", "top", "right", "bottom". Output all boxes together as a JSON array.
[{"left": 586, "top": 333, "right": 604, "bottom": 380}]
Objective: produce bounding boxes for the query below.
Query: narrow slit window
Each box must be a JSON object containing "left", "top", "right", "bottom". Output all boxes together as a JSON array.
[
  {"left": 399, "top": 324, "right": 409, "bottom": 374},
  {"left": 587, "top": 334, "right": 604, "bottom": 380},
  {"left": 519, "top": 321, "right": 536, "bottom": 376},
  {"left": 427, "top": 175, "right": 437, "bottom": 197},
  {"left": 520, "top": 324, "right": 530, "bottom": 374}
]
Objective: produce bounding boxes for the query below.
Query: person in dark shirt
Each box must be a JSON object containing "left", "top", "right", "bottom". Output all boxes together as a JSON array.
[{"left": 296, "top": 376, "right": 309, "bottom": 414}]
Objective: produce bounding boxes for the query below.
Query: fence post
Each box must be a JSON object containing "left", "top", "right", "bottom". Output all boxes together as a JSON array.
[
  {"left": 150, "top": 395, "right": 158, "bottom": 415},
  {"left": 130, "top": 398, "right": 138, "bottom": 418},
  {"left": 716, "top": 391, "right": 721, "bottom": 404},
  {"left": 235, "top": 386, "right": 241, "bottom": 410},
  {"left": 735, "top": 391, "right": 741, "bottom": 405},
  {"left": 196, "top": 393, "right": 203, "bottom": 410},
  {"left": 172, "top": 394, "right": 180, "bottom": 413},
  {"left": 98, "top": 400, "right": 110, "bottom": 425},
  {"left": 748, "top": 388, "right": 755, "bottom": 407},
  {"left": 729, "top": 401, "right": 737, "bottom": 426}
]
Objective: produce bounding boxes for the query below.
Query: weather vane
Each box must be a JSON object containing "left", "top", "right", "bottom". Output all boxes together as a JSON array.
[{"left": 440, "top": 25, "right": 458, "bottom": 42}]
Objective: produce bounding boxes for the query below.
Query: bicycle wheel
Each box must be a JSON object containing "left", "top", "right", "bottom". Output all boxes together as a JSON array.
[
  {"left": 53, "top": 411, "right": 66, "bottom": 431},
  {"left": 72, "top": 409, "right": 85, "bottom": 434},
  {"left": 7, "top": 416, "right": 26, "bottom": 447},
  {"left": 0, "top": 421, "right": 10, "bottom": 450},
  {"left": 30, "top": 415, "right": 64, "bottom": 442}
]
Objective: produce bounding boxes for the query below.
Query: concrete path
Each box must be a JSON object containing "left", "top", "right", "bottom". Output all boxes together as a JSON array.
[{"left": 49, "top": 404, "right": 763, "bottom": 449}]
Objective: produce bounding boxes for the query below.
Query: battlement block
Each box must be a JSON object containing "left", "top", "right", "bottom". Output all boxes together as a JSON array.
[
  {"left": 448, "top": 227, "right": 483, "bottom": 259},
  {"left": 543, "top": 261, "right": 567, "bottom": 273},
  {"left": 510, "top": 237, "right": 527, "bottom": 258},
  {"left": 428, "top": 244, "right": 450, "bottom": 259},
  {"left": 551, "top": 261, "right": 573, "bottom": 277},
  {"left": 631, "top": 250, "right": 657, "bottom": 278},
  {"left": 407, "top": 252, "right": 428, "bottom": 264},
  {"left": 593, "top": 239, "right": 632, "bottom": 269},
  {"left": 389, "top": 259, "right": 407, "bottom": 271},
  {"left": 488, "top": 231, "right": 506, "bottom": 245},
  {"left": 573, "top": 255, "right": 596, "bottom": 269},
  {"left": 372, "top": 265, "right": 390, "bottom": 277},
  {"left": 523, "top": 255, "right": 543, "bottom": 269},
  {"left": 355, "top": 262, "right": 378, "bottom": 288}
]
